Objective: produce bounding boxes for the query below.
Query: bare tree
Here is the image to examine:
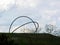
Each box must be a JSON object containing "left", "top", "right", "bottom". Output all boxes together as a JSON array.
[{"left": 45, "top": 24, "right": 55, "bottom": 34}]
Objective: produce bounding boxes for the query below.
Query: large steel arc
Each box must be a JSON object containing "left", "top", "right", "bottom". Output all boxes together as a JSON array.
[
  {"left": 9, "top": 16, "right": 39, "bottom": 33},
  {"left": 12, "top": 21, "right": 39, "bottom": 33}
]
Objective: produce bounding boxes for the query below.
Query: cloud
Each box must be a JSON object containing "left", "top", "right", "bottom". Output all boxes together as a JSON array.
[
  {"left": 57, "top": 17, "right": 60, "bottom": 21},
  {"left": 0, "top": 0, "right": 40, "bottom": 11},
  {"left": 49, "top": 1, "right": 60, "bottom": 8},
  {"left": 44, "top": 10, "right": 57, "bottom": 16},
  {"left": 0, "top": 0, "right": 15, "bottom": 11},
  {"left": 49, "top": 21, "right": 57, "bottom": 26},
  {"left": 0, "top": 26, "right": 8, "bottom": 32},
  {"left": 40, "top": 9, "right": 57, "bottom": 21},
  {"left": 16, "top": 0, "right": 39, "bottom": 9}
]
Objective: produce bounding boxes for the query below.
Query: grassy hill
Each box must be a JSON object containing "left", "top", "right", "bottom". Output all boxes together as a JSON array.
[{"left": 0, "top": 33, "right": 60, "bottom": 45}]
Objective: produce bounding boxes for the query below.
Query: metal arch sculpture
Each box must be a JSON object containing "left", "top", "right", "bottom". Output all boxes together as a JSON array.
[
  {"left": 9, "top": 16, "right": 39, "bottom": 33},
  {"left": 12, "top": 21, "right": 39, "bottom": 33}
]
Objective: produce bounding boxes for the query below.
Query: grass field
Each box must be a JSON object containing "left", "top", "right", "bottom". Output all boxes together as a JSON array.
[{"left": 0, "top": 33, "right": 60, "bottom": 45}]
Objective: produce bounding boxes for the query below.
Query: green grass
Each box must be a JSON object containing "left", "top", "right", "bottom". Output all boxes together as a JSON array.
[{"left": 0, "top": 33, "right": 60, "bottom": 45}]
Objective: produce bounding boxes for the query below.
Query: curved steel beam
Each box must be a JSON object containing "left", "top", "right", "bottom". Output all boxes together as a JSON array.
[
  {"left": 12, "top": 21, "right": 39, "bottom": 33},
  {"left": 9, "top": 16, "right": 39, "bottom": 33}
]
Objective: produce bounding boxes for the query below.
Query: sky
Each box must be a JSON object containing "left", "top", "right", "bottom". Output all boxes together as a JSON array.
[{"left": 0, "top": 0, "right": 60, "bottom": 34}]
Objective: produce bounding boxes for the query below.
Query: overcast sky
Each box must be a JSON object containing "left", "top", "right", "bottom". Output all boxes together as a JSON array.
[{"left": 0, "top": 0, "right": 60, "bottom": 33}]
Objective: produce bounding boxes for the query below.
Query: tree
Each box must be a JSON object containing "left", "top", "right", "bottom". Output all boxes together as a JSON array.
[{"left": 45, "top": 24, "right": 55, "bottom": 34}]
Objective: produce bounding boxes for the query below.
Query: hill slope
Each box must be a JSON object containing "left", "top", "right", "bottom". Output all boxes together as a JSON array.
[{"left": 0, "top": 33, "right": 60, "bottom": 45}]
